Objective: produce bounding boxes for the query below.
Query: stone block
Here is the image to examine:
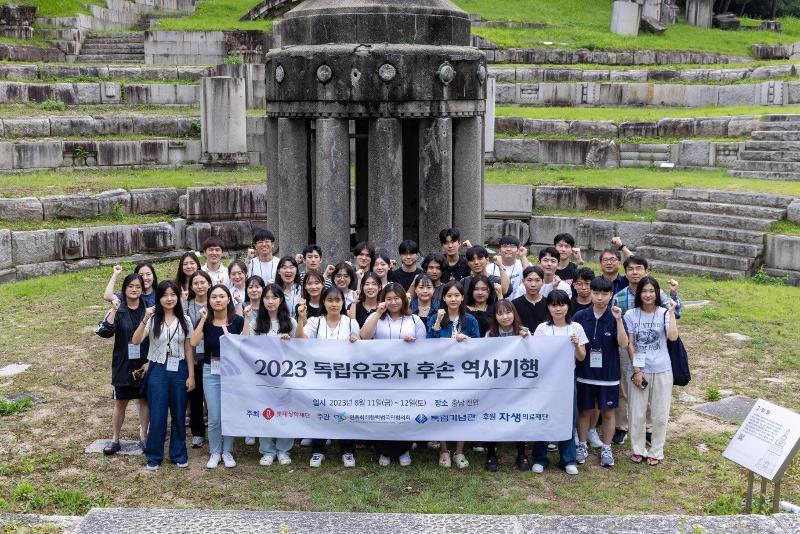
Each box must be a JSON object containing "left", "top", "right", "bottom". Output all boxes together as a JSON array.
[
  {"left": 75, "top": 82, "right": 101, "bottom": 104},
  {"left": 575, "top": 188, "right": 626, "bottom": 210},
  {"left": 13, "top": 141, "right": 63, "bottom": 169},
  {"left": 238, "top": 185, "right": 268, "bottom": 219},
  {"left": 787, "top": 199, "right": 800, "bottom": 223},
  {"left": 96, "top": 141, "right": 141, "bottom": 166},
  {"left": 718, "top": 84, "right": 757, "bottom": 106},
  {"left": 0, "top": 141, "right": 13, "bottom": 169},
  {"left": 694, "top": 117, "right": 729, "bottom": 137},
  {"left": 3, "top": 118, "right": 50, "bottom": 137},
  {"left": 211, "top": 220, "right": 252, "bottom": 249},
  {"left": 537, "top": 83, "right": 575, "bottom": 106},
  {"left": 521, "top": 119, "right": 568, "bottom": 136},
  {"left": 57, "top": 228, "right": 84, "bottom": 260},
  {"left": 131, "top": 188, "right": 179, "bottom": 214},
  {"left": 0, "top": 267, "right": 15, "bottom": 283},
  {"left": 766, "top": 234, "right": 800, "bottom": 271},
  {"left": 657, "top": 118, "right": 694, "bottom": 138},
  {"left": 148, "top": 84, "right": 177, "bottom": 104},
  {"left": 539, "top": 139, "right": 591, "bottom": 165},
  {"left": 651, "top": 84, "right": 687, "bottom": 106},
  {"left": 124, "top": 84, "right": 150, "bottom": 105},
  {"left": 41, "top": 195, "right": 98, "bottom": 220},
  {"left": 172, "top": 218, "right": 187, "bottom": 250},
  {"left": 0, "top": 197, "right": 42, "bottom": 221},
  {"left": 568, "top": 120, "right": 618, "bottom": 137},
  {"left": 485, "top": 184, "right": 533, "bottom": 216},
  {"left": 616, "top": 221, "right": 653, "bottom": 251},
  {"left": 50, "top": 116, "right": 96, "bottom": 137},
  {"left": 186, "top": 222, "right": 211, "bottom": 251},
  {"left": 619, "top": 122, "right": 658, "bottom": 138},
  {"left": 16, "top": 260, "right": 65, "bottom": 280},
  {"left": 65, "top": 259, "right": 100, "bottom": 272},
  {"left": 176, "top": 84, "right": 199, "bottom": 105},
  {"left": 610, "top": 0, "right": 640, "bottom": 36},
  {"left": 501, "top": 219, "right": 530, "bottom": 246},
  {"left": 483, "top": 219, "right": 505, "bottom": 245},
  {"left": 138, "top": 222, "right": 175, "bottom": 251},
  {"left": 493, "top": 138, "right": 539, "bottom": 162},
  {"left": 534, "top": 186, "right": 577, "bottom": 209},
  {"left": 576, "top": 218, "right": 615, "bottom": 251},
  {"left": 494, "top": 83, "right": 515, "bottom": 104},
  {"left": 495, "top": 117, "right": 522, "bottom": 133},
  {"left": 619, "top": 83, "right": 652, "bottom": 106},
  {"left": 622, "top": 189, "right": 671, "bottom": 210},
  {"left": 139, "top": 140, "right": 169, "bottom": 164},
  {"left": 94, "top": 189, "right": 131, "bottom": 215},
  {"left": 678, "top": 141, "right": 711, "bottom": 167},
  {"left": 0, "top": 229, "right": 10, "bottom": 269},
  {"left": 530, "top": 216, "right": 577, "bottom": 247},
  {"left": 727, "top": 117, "right": 758, "bottom": 137},
  {"left": 12, "top": 229, "right": 58, "bottom": 264},
  {"left": 82, "top": 225, "right": 136, "bottom": 257}
]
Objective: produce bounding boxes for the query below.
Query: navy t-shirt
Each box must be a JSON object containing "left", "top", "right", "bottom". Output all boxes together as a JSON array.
[
  {"left": 201, "top": 315, "right": 245, "bottom": 364},
  {"left": 573, "top": 307, "right": 621, "bottom": 384}
]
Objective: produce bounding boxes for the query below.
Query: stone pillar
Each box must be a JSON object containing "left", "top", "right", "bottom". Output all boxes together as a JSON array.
[
  {"left": 686, "top": 0, "right": 714, "bottom": 28},
  {"left": 315, "top": 118, "right": 351, "bottom": 264},
  {"left": 368, "top": 118, "right": 403, "bottom": 251},
  {"left": 453, "top": 116, "right": 483, "bottom": 246},
  {"left": 200, "top": 76, "right": 249, "bottom": 170},
  {"left": 641, "top": 0, "right": 662, "bottom": 20},
  {"left": 277, "top": 118, "right": 308, "bottom": 256},
  {"left": 265, "top": 117, "right": 279, "bottom": 243},
  {"left": 610, "top": 1, "right": 640, "bottom": 36},
  {"left": 418, "top": 117, "right": 453, "bottom": 255},
  {"left": 485, "top": 76, "right": 496, "bottom": 154}
]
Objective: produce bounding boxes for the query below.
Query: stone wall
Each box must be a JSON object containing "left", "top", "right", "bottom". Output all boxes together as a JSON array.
[
  {"left": 0, "top": 43, "right": 64, "bottom": 62},
  {"left": 0, "top": 80, "right": 199, "bottom": 106},
  {"left": 0, "top": 115, "right": 198, "bottom": 139},
  {"left": 493, "top": 138, "right": 741, "bottom": 170},
  {"left": 0, "top": 63, "right": 214, "bottom": 81},
  {"left": 765, "top": 235, "right": 800, "bottom": 284},
  {"left": 144, "top": 30, "right": 272, "bottom": 65},
  {"left": 496, "top": 80, "right": 793, "bottom": 107},
  {"left": 0, "top": 4, "right": 35, "bottom": 40}
]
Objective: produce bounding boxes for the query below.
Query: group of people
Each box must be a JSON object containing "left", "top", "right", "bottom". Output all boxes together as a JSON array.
[{"left": 96, "top": 226, "right": 682, "bottom": 473}]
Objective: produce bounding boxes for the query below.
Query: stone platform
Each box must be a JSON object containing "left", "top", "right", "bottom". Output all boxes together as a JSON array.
[{"left": 63, "top": 508, "right": 800, "bottom": 534}]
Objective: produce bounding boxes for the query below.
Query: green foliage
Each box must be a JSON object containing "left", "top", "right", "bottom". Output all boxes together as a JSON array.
[
  {"left": 38, "top": 99, "right": 66, "bottom": 112},
  {"left": 155, "top": 0, "right": 274, "bottom": 31},
  {"left": 8, "top": 482, "right": 104, "bottom": 515},
  {"left": 72, "top": 145, "right": 89, "bottom": 165},
  {"left": 224, "top": 54, "right": 245, "bottom": 65},
  {"left": 703, "top": 493, "right": 772, "bottom": 515},
  {"left": 1, "top": 212, "right": 175, "bottom": 232},
  {"left": 705, "top": 384, "right": 720, "bottom": 401},
  {"left": 751, "top": 266, "right": 787, "bottom": 286},
  {"left": 0, "top": 397, "right": 32, "bottom": 416},
  {"left": 496, "top": 104, "right": 800, "bottom": 123},
  {"left": 768, "top": 219, "right": 800, "bottom": 236},
  {"left": 109, "top": 201, "right": 124, "bottom": 221},
  {"left": 189, "top": 119, "right": 201, "bottom": 137},
  {"left": 532, "top": 207, "right": 659, "bottom": 222}
]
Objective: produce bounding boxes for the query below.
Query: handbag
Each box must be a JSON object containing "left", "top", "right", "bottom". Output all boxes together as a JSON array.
[
  {"left": 664, "top": 310, "right": 690, "bottom": 387},
  {"left": 134, "top": 364, "right": 150, "bottom": 397}
]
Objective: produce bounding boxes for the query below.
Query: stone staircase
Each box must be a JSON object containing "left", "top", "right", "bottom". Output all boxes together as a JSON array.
[
  {"left": 77, "top": 32, "right": 145, "bottom": 63},
  {"left": 730, "top": 114, "right": 800, "bottom": 181},
  {"left": 637, "top": 188, "right": 793, "bottom": 279}
]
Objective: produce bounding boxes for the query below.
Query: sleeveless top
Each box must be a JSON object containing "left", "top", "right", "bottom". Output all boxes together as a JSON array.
[{"left": 355, "top": 301, "right": 377, "bottom": 327}]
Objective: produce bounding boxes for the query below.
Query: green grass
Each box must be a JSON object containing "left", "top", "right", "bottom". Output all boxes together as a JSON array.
[
  {"left": 0, "top": 132, "right": 199, "bottom": 141},
  {"left": 496, "top": 133, "right": 749, "bottom": 144},
  {"left": 0, "top": 213, "right": 175, "bottom": 232},
  {"left": 20, "top": 0, "right": 104, "bottom": 17},
  {"left": 496, "top": 104, "right": 800, "bottom": 122},
  {"left": 0, "top": 167, "right": 265, "bottom": 197},
  {"left": 0, "top": 397, "right": 32, "bottom": 416},
  {"left": 155, "top": 0, "right": 274, "bottom": 31},
  {"left": 0, "top": 103, "right": 200, "bottom": 118},
  {"left": 485, "top": 166, "right": 800, "bottom": 197},
  {"left": 491, "top": 60, "right": 799, "bottom": 70},
  {"left": 768, "top": 219, "right": 800, "bottom": 236},
  {"left": 532, "top": 207, "right": 658, "bottom": 222},
  {"left": 456, "top": 0, "right": 800, "bottom": 56}
]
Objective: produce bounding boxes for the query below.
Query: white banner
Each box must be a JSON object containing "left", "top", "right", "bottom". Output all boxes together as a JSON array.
[{"left": 220, "top": 335, "right": 574, "bottom": 442}]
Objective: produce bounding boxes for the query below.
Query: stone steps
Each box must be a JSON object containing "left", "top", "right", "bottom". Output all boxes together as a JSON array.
[
  {"left": 759, "top": 114, "right": 800, "bottom": 121},
  {"left": 77, "top": 55, "right": 144, "bottom": 63},
  {"left": 644, "top": 258, "right": 747, "bottom": 279},
  {"left": 740, "top": 150, "right": 800, "bottom": 162},
  {"left": 636, "top": 245, "right": 754, "bottom": 272},
  {"left": 750, "top": 121, "right": 800, "bottom": 131},
  {"left": 734, "top": 160, "right": 800, "bottom": 173},
  {"left": 77, "top": 32, "right": 145, "bottom": 64},
  {"left": 750, "top": 130, "right": 800, "bottom": 141},
  {"left": 729, "top": 169, "right": 800, "bottom": 180},
  {"left": 644, "top": 234, "right": 763, "bottom": 257},
  {"left": 672, "top": 188, "right": 793, "bottom": 209},
  {"left": 650, "top": 221, "right": 766, "bottom": 245},
  {"left": 743, "top": 140, "right": 800, "bottom": 151},
  {"left": 78, "top": 46, "right": 145, "bottom": 54},
  {"left": 655, "top": 209, "right": 775, "bottom": 230},
  {"left": 664, "top": 199, "right": 786, "bottom": 219}
]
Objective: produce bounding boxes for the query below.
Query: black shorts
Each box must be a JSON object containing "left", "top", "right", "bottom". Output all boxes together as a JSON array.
[
  {"left": 113, "top": 385, "right": 144, "bottom": 401},
  {"left": 576, "top": 382, "right": 619, "bottom": 411}
]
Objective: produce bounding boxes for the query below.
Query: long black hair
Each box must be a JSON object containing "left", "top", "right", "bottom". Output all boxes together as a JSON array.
[
  {"left": 153, "top": 280, "right": 189, "bottom": 338},
  {"left": 333, "top": 261, "right": 357, "bottom": 291},
  {"left": 635, "top": 276, "right": 663, "bottom": 309},
  {"left": 255, "top": 283, "right": 293, "bottom": 335},
  {"left": 320, "top": 286, "right": 345, "bottom": 316},
  {"left": 175, "top": 251, "right": 200, "bottom": 290},
  {"left": 135, "top": 262, "right": 158, "bottom": 292},
  {"left": 437, "top": 280, "right": 466, "bottom": 329},
  {"left": 245, "top": 275, "right": 266, "bottom": 306},
  {"left": 544, "top": 289, "right": 572, "bottom": 325},
  {"left": 276, "top": 255, "right": 301, "bottom": 287},
  {"left": 465, "top": 274, "right": 497, "bottom": 307},
  {"left": 206, "top": 284, "right": 236, "bottom": 325},
  {"left": 358, "top": 271, "right": 382, "bottom": 303},
  {"left": 120, "top": 273, "right": 144, "bottom": 305}
]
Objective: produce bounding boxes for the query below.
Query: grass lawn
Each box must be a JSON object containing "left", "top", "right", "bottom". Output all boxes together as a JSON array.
[
  {"left": 532, "top": 207, "right": 658, "bottom": 222},
  {"left": 19, "top": 0, "right": 104, "bottom": 17},
  {"left": 495, "top": 105, "right": 800, "bottom": 122},
  {"left": 496, "top": 134, "right": 748, "bottom": 144},
  {"left": 0, "top": 167, "right": 265, "bottom": 198},
  {"left": 0, "top": 213, "right": 174, "bottom": 232},
  {"left": 491, "top": 60, "right": 799, "bottom": 70},
  {"left": 455, "top": 0, "right": 800, "bottom": 56},
  {"left": 486, "top": 166, "right": 800, "bottom": 197},
  {"left": 154, "top": 0, "right": 273, "bottom": 31},
  {"left": 0, "top": 263, "right": 797, "bottom": 516},
  {"left": 768, "top": 219, "right": 800, "bottom": 236},
  {"left": 0, "top": 104, "right": 200, "bottom": 118}
]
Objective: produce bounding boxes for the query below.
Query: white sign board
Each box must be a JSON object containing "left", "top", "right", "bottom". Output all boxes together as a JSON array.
[{"left": 723, "top": 398, "right": 800, "bottom": 482}]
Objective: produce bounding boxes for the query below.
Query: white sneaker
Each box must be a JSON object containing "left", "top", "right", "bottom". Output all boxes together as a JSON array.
[
  {"left": 342, "top": 453, "right": 356, "bottom": 468},
  {"left": 378, "top": 455, "right": 391, "bottom": 467},
  {"left": 576, "top": 442, "right": 588, "bottom": 465},
  {"left": 176, "top": 461, "right": 188, "bottom": 468},
  {"left": 206, "top": 453, "right": 221, "bottom": 469},
  {"left": 426, "top": 441, "right": 440, "bottom": 449},
  {"left": 600, "top": 445, "right": 615, "bottom": 468},
  {"left": 309, "top": 452, "right": 325, "bottom": 467},
  {"left": 587, "top": 429, "right": 603, "bottom": 449},
  {"left": 398, "top": 452, "right": 412, "bottom": 466},
  {"left": 454, "top": 453, "right": 469, "bottom": 469},
  {"left": 191, "top": 436, "right": 205, "bottom": 448},
  {"left": 146, "top": 463, "right": 160, "bottom": 471},
  {"left": 300, "top": 438, "right": 312, "bottom": 447},
  {"left": 245, "top": 437, "right": 256, "bottom": 446},
  {"left": 565, "top": 464, "right": 579, "bottom": 475},
  {"left": 531, "top": 463, "right": 544, "bottom": 473},
  {"left": 259, "top": 454, "right": 275, "bottom": 466},
  {"left": 277, "top": 452, "right": 292, "bottom": 465},
  {"left": 221, "top": 452, "right": 236, "bottom": 468},
  {"left": 439, "top": 451, "right": 451, "bottom": 468}
]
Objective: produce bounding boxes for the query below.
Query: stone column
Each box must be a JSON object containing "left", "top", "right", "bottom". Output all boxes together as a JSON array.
[
  {"left": 610, "top": 1, "right": 641, "bottom": 36},
  {"left": 368, "top": 118, "right": 403, "bottom": 251},
  {"left": 484, "top": 76, "right": 496, "bottom": 154},
  {"left": 453, "top": 116, "right": 483, "bottom": 246},
  {"left": 200, "top": 76, "right": 249, "bottom": 170},
  {"left": 686, "top": 0, "right": 714, "bottom": 28},
  {"left": 265, "top": 117, "right": 279, "bottom": 243},
  {"left": 315, "top": 118, "right": 351, "bottom": 263},
  {"left": 418, "top": 117, "right": 452, "bottom": 255},
  {"left": 277, "top": 118, "right": 308, "bottom": 256}
]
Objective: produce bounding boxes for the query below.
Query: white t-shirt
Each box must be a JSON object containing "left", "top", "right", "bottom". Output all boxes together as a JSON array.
[
  {"left": 370, "top": 313, "right": 427, "bottom": 340},
  {"left": 203, "top": 264, "right": 230, "bottom": 287},
  {"left": 303, "top": 315, "right": 361, "bottom": 340},
  {"left": 143, "top": 315, "right": 194, "bottom": 364},
  {"left": 250, "top": 314, "right": 298, "bottom": 338},
  {"left": 623, "top": 308, "right": 671, "bottom": 374},
  {"left": 487, "top": 260, "right": 523, "bottom": 296},
  {"left": 509, "top": 279, "right": 573, "bottom": 300},
  {"left": 533, "top": 321, "right": 588, "bottom": 345},
  {"left": 248, "top": 257, "right": 279, "bottom": 283}
]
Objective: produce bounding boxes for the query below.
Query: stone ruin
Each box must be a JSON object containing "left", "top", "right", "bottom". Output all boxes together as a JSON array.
[{"left": 261, "top": 0, "right": 487, "bottom": 261}]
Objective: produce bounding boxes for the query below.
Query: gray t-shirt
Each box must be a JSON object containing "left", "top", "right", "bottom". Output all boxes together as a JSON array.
[{"left": 623, "top": 308, "right": 671, "bottom": 374}]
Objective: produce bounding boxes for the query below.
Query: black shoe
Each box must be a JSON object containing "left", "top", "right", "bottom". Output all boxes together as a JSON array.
[
  {"left": 103, "top": 441, "right": 121, "bottom": 455},
  {"left": 645, "top": 432, "right": 652, "bottom": 446},
  {"left": 485, "top": 455, "right": 499, "bottom": 472},
  {"left": 612, "top": 429, "right": 627, "bottom": 445},
  {"left": 516, "top": 455, "right": 530, "bottom": 471}
]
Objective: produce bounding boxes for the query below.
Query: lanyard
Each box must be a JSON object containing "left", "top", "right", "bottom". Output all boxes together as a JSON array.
[
  {"left": 319, "top": 317, "right": 343, "bottom": 339},
  {"left": 163, "top": 320, "right": 179, "bottom": 356},
  {"left": 387, "top": 316, "right": 406, "bottom": 339}
]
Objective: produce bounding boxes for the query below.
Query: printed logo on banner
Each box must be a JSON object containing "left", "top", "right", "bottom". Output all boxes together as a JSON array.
[
  {"left": 263, "top": 408, "right": 275, "bottom": 420},
  {"left": 415, "top": 414, "right": 428, "bottom": 424},
  {"left": 334, "top": 412, "right": 347, "bottom": 423}
]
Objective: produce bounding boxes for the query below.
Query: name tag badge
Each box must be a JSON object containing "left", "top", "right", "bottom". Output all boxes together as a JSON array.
[
  {"left": 166, "top": 356, "right": 180, "bottom": 372},
  {"left": 197, "top": 340, "right": 205, "bottom": 354},
  {"left": 633, "top": 352, "right": 647, "bottom": 369},
  {"left": 127, "top": 343, "right": 140, "bottom": 360},
  {"left": 590, "top": 349, "right": 603, "bottom": 368},
  {"left": 210, "top": 357, "right": 221, "bottom": 375}
]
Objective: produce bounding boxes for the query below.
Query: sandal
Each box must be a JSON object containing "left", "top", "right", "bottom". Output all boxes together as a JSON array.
[
  {"left": 439, "top": 451, "right": 451, "bottom": 468},
  {"left": 646, "top": 457, "right": 660, "bottom": 466},
  {"left": 103, "top": 441, "right": 121, "bottom": 455},
  {"left": 629, "top": 454, "right": 644, "bottom": 464}
]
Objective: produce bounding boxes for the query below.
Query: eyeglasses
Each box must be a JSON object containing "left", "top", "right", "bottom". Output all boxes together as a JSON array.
[
  {"left": 334, "top": 273, "right": 350, "bottom": 279},
  {"left": 601, "top": 257, "right": 619, "bottom": 263}
]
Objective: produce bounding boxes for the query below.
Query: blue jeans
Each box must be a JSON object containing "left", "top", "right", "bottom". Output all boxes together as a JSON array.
[
  {"left": 259, "top": 437, "right": 293, "bottom": 455},
  {"left": 532, "top": 384, "right": 577, "bottom": 468},
  {"left": 145, "top": 359, "right": 188, "bottom": 465},
  {"left": 203, "top": 364, "right": 234, "bottom": 455}
]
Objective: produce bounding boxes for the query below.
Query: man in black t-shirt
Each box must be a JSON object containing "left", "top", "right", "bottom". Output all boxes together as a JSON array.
[
  {"left": 570, "top": 267, "right": 595, "bottom": 315},
  {"left": 511, "top": 265, "right": 548, "bottom": 333},
  {"left": 390, "top": 240, "right": 423, "bottom": 291},
  {"left": 439, "top": 228, "right": 471, "bottom": 283}
]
